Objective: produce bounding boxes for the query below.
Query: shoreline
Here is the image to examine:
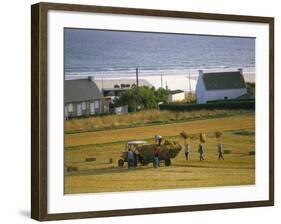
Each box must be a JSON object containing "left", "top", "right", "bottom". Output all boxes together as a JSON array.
[{"left": 65, "top": 70, "right": 255, "bottom": 91}]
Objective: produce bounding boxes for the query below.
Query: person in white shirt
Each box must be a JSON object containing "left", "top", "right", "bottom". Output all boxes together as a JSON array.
[{"left": 155, "top": 135, "right": 162, "bottom": 146}]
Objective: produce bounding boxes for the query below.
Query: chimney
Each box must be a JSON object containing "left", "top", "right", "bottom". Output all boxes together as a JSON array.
[
  {"left": 88, "top": 76, "right": 95, "bottom": 82},
  {"left": 198, "top": 70, "right": 204, "bottom": 77},
  {"left": 238, "top": 68, "right": 243, "bottom": 75}
]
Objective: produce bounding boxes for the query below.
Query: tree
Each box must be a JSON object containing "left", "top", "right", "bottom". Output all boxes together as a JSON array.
[
  {"left": 113, "top": 86, "right": 169, "bottom": 112},
  {"left": 246, "top": 82, "right": 255, "bottom": 97},
  {"left": 155, "top": 87, "right": 169, "bottom": 103}
]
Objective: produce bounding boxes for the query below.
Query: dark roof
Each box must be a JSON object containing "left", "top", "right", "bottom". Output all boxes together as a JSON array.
[
  {"left": 64, "top": 79, "right": 102, "bottom": 103},
  {"left": 169, "top": 90, "right": 184, "bottom": 95},
  {"left": 203, "top": 71, "right": 246, "bottom": 90}
]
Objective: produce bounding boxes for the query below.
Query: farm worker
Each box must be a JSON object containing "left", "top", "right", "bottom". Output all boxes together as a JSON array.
[
  {"left": 127, "top": 149, "right": 134, "bottom": 168},
  {"left": 218, "top": 143, "right": 224, "bottom": 160},
  {"left": 185, "top": 144, "right": 190, "bottom": 160},
  {"left": 198, "top": 143, "right": 204, "bottom": 161},
  {"left": 154, "top": 146, "right": 161, "bottom": 168},
  {"left": 133, "top": 149, "right": 139, "bottom": 167},
  {"left": 155, "top": 135, "right": 162, "bottom": 146}
]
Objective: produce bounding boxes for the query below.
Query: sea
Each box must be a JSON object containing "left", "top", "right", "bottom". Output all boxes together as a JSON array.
[{"left": 64, "top": 28, "right": 255, "bottom": 91}]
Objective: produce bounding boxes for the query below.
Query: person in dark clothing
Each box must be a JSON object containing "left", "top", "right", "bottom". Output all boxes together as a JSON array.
[
  {"left": 185, "top": 144, "right": 190, "bottom": 160},
  {"left": 198, "top": 143, "right": 204, "bottom": 161},
  {"left": 133, "top": 149, "right": 140, "bottom": 167},
  {"left": 127, "top": 149, "right": 134, "bottom": 168},
  {"left": 218, "top": 143, "right": 224, "bottom": 160},
  {"left": 154, "top": 146, "right": 160, "bottom": 168}
]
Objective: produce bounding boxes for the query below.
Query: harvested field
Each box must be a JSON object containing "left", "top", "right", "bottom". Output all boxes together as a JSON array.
[
  {"left": 65, "top": 114, "right": 255, "bottom": 194},
  {"left": 65, "top": 114, "right": 254, "bottom": 147}
]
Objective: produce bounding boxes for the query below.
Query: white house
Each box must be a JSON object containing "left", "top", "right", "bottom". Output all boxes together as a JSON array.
[
  {"left": 168, "top": 90, "right": 185, "bottom": 103},
  {"left": 196, "top": 69, "right": 247, "bottom": 104}
]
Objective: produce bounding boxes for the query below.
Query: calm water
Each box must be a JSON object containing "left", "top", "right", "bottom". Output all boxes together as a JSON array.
[{"left": 64, "top": 28, "right": 255, "bottom": 77}]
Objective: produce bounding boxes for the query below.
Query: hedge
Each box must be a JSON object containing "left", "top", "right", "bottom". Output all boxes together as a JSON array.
[
  {"left": 206, "top": 98, "right": 255, "bottom": 103},
  {"left": 159, "top": 100, "right": 255, "bottom": 111}
]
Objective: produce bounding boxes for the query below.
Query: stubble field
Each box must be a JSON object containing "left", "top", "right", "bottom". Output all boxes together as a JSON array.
[{"left": 65, "top": 113, "right": 255, "bottom": 194}]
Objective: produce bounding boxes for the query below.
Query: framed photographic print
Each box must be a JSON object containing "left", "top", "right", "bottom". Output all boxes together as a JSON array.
[{"left": 31, "top": 2, "right": 274, "bottom": 221}]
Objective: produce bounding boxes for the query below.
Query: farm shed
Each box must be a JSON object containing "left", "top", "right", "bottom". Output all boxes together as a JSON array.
[
  {"left": 196, "top": 69, "right": 247, "bottom": 104},
  {"left": 168, "top": 90, "right": 185, "bottom": 103},
  {"left": 64, "top": 78, "right": 109, "bottom": 118}
]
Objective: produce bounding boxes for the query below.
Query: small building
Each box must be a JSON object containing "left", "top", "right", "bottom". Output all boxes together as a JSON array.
[
  {"left": 114, "top": 105, "right": 129, "bottom": 115},
  {"left": 196, "top": 69, "right": 247, "bottom": 104},
  {"left": 64, "top": 78, "right": 109, "bottom": 118},
  {"left": 168, "top": 90, "right": 185, "bottom": 103}
]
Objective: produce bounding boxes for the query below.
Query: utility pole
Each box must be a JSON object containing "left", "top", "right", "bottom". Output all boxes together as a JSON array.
[
  {"left": 188, "top": 73, "right": 192, "bottom": 95},
  {"left": 160, "top": 73, "right": 163, "bottom": 89},
  {"left": 136, "top": 68, "right": 139, "bottom": 111},
  {"left": 186, "top": 74, "right": 192, "bottom": 95},
  {"left": 136, "top": 68, "right": 139, "bottom": 89},
  {"left": 101, "top": 77, "right": 104, "bottom": 90}
]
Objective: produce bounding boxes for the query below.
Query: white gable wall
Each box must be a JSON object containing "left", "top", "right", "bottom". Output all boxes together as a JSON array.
[
  {"left": 206, "top": 88, "right": 247, "bottom": 102},
  {"left": 196, "top": 72, "right": 207, "bottom": 104}
]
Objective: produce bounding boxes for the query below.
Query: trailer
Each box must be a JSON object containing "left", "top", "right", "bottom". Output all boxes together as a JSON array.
[{"left": 118, "top": 140, "right": 182, "bottom": 167}]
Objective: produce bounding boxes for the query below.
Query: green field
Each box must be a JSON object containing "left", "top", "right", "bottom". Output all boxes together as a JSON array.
[{"left": 65, "top": 112, "right": 255, "bottom": 194}]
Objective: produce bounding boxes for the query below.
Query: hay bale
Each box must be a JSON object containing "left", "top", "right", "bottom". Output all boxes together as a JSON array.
[
  {"left": 85, "top": 157, "right": 96, "bottom": 162},
  {"left": 199, "top": 133, "right": 206, "bottom": 143},
  {"left": 138, "top": 144, "right": 156, "bottom": 157},
  {"left": 180, "top": 131, "right": 188, "bottom": 140},
  {"left": 215, "top": 131, "right": 223, "bottom": 139},
  {"left": 249, "top": 151, "right": 255, "bottom": 155},
  {"left": 138, "top": 143, "right": 181, "bottom": 159},
  {"left": 67, "top": 166, "right": 78, "bottom": 172},
  {"left": 223, "top": 150, "right": 231, "bottom": 154},
  {"left": 163, "top": 140, "right": 172, "bottom": 145}
]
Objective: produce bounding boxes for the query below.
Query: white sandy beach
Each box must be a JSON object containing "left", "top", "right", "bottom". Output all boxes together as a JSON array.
[{"left": 66, "top": 71, "right": 255, "bottom": 92}]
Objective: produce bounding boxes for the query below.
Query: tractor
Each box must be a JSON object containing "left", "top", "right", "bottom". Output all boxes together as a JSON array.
[{"left": 118, "top": 140, "right": 182, "bottom": 167}]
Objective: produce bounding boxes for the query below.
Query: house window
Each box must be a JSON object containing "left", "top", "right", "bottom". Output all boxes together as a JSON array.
[
  {"left": 94, "top": 100, "right": 100, "bottom": 109},
  {"left": 67, "top": 103, "right": 73, "bottom": 112},
  {"left": 77, "top": 104, "right": 82, "bottom": 116},
  {"left": 82, "top": 102, "right": 86, "bottom": 110},
  {"left": 90, "top": 102, "right": 95, "bottom": 115}
]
